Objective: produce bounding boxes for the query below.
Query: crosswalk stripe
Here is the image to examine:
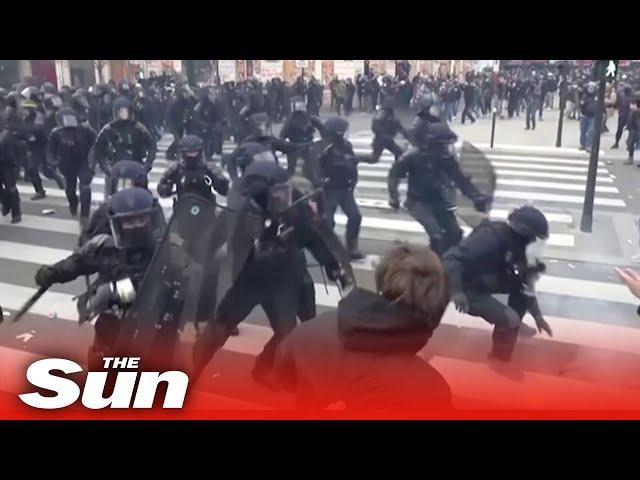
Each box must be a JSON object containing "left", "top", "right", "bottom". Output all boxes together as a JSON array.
[
  {"left": 492, "top": 170, "right": 612, "bottom": 183},
  {"left": 355, "top": 179, "right": 621, "bottom": 198},
  {"left": 16, "top": 185, "right": 176, "bottom": 209},
  {"left": 489, "top": 161, "right": 609, "bottom": 174},
  {"left": 496, "top": 179, "right": 619, "bottom": 194},
  {"left": 349, "top": 254, "right": 636, "bottom": 305},
  {"left": 353, "top": 167, "right": 613, "bottom": 183},
  {"left": 6, "top": 239, "right": 634, "bottom": 307},
  {"left": 2, "top": 277, "right": 639, "bottom": 357},
  {"left": 495, "top": 190, "right": 626, "bottom": 207},
  {"left": 0, "top": 214, "right": 80, "bottom": 235},
  {"left": 334, "top": 214, "right": 574, "bottom": 247}
]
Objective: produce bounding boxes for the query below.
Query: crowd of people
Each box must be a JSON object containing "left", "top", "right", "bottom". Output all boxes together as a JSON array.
[{"left": 1, "top": 63, "right": 639, "bottom": 413}]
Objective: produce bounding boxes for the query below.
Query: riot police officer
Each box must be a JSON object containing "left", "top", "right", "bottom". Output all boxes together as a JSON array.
[
  {"left": 443, "top": 206, "right": 553, "bottom": 364},
  {"left": 388, "top": 116, "right": 489, "bottom": 257},
  {"left": 70, "top": 89, "right": 90, "bottom": 125},
  {"left": 47, "top": 108, "right": 97, "bottom": 225},
  {"left": 225, "top": 112, "right": 309, "bottom": 182},
  {"left": 310, "top": 116, "right": 374, "bottom": 260},
  {"left": 20, "top": 88, "right": 66, "bottom": 199},
  {"left": 0, "top": 123, "right": 23, "bottom": 223},
  {"left": 165, "top": 85, "right": 194, "bottom": 161},
  {"left": 34, "top": 187, "right": 166, "bottom": 369},
  {"left": 279, "top": 96, "right": 318, "bottom": 177},
  {"left": 371, "top": 97, "right": 410, "bottom": 163},
  {"left": 157, "top": 134, "right": 232, "bottom": 336},
  {"left": 157, "top": 134, "right": 228, "bottom": 202},
  {"left": 192, "top": 160, "right": 354, "bottom": 386},
  {"left": 189, "top": 86, "right": 225, "bottom": 161},
  {"left": 90, "top": 97, "right": 156, "bottom": 199}
]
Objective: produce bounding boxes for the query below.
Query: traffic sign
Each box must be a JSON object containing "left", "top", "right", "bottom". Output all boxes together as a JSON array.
[
  {"left": 605, "top": 60, "right": 619, "bottom": 79},
  {"left": 295, "top": 60, "right": 309, "bottom": 69}
]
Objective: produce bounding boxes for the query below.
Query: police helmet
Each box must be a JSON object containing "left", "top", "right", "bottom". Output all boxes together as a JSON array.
[
  {"left": 242, "top": 161, "right": 291, "bottom": 216},
  {"left": 108, "top": 187, "right": 157, "bottom": 250},
  {"left": 109, "top": 160, "right": 149, "bottom": 194},
  {"left": 324, "top": 116, "right": 349, "bottom": 137},
  {"left": 112, "top": 96, "right": 132, "bottom": 121},
  {"left": 248, "top": 112, "right": 270, "bottom": 135},
  {"left": 179, "top": 135, "right": 204, "bottom": 167},
  {"left": 507, "top": 206, "right": 549, "bottom": 241}
]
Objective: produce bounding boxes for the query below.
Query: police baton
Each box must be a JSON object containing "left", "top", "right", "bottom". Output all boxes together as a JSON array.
[{"left": 12, "top": 285, "right": 50, "bottom": 324}]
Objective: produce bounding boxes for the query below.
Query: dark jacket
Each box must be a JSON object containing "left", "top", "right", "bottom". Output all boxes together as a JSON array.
[{"left": 274, "top": 287, "right": 452, "bottom": 414}]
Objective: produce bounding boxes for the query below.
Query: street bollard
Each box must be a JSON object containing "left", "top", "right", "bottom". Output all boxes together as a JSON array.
[{"left": 490, "top": 108, "right": 497, "bottom": 149}]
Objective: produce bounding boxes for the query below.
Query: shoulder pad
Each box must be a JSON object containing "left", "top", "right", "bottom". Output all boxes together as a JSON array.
[{"left": 79, "top": 234, "right": 114, "bottom": 256}]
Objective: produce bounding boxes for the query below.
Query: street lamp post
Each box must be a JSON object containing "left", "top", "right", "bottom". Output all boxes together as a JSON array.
[{"left": 580, "top": 60, "right": 608, "bottom": 233}]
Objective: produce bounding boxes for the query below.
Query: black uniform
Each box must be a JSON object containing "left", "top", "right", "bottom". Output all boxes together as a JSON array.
[
  {"left": 34, "top": 188, "right": 164, "bottom": 369},
  {"left": 20, "top": 101, "right": 66, "bottom": 198},
  {"left": 311, "top": 116, "right": 374, "bottom": 260},
  {"left": 388, "top": 118, "right": 488, "bottom": 257},
  {"left": 0, "top": 128, "right": 22, "bottom": 223},
  {"left": 225, "top": 113, "right": 307, "bottom": 182},
  {"left": 157, "top": 135, "right": 230, "bottom": 332},
  {"left": 279, "top": 102, "right": 318, "bottom": 177},
  {"left": 165, "top": 87, "right": 193, "bottom": 161},
  {"left": 90, "top": 97, "right": 156, "bottom": 199},
  {"left": 371, "top": 102, "right": 409, "bottom": 162},
  {"left": 157, "top": 135, "right": 229, "bottom": 201},
  {"left": 192, "top": 161, "right": 354, "bottom": 386},
  {"left": 189, "top": 89, "right": 225, "bottom": 161},
  {"left": 47, "top": 108, "right": 97, "bottom": 220},
  {"left": 443, "top": 206, "right": 552, "bottom": 362}
]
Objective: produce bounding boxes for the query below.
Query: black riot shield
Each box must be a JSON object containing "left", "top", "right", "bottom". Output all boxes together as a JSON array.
[
  {"left": 116, "top": 193, "right": 226, "bottom": 367},
  {"left": 454, "top": 141, "right": 497, "bottom": 228}
]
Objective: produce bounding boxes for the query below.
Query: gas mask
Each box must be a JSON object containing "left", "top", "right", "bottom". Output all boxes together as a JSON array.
[
  {"left": 181, "top": 149, "right": 202, "bottom": 169},
  {"left": 294, "top": 101, "right": 306, "bottom": 112}
]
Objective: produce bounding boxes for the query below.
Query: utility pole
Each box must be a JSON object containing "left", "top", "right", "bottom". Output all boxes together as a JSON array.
[{"left": 580, "top": 60, "right": 617, "bottom": 232}]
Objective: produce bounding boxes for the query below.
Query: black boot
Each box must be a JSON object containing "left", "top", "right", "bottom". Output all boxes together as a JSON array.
[
  {"left": 346, "top": 235, "right": 365, "bottom": 261},
  {"left": 9, "top": 190, "right": 21, "bottom": 223},
  {"left": 31, "top": 190, "right": 46, "bottom": 201},
  {"left": 69, "top": 200, "right": 78, "bottom": 217}
]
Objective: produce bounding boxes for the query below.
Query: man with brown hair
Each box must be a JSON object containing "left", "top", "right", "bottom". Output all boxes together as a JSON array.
[{"left": 273, "top": 242, "right": 453, "bottom": 415}]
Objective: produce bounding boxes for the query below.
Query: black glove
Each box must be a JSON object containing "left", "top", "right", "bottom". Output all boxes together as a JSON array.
[
  {"left": 473, "top": 195, "right": 491, "bottom": 213},
  {"left": 35, "top": 266, "right": 56, "bottom": 289},
  {"left": 534, "top": 315, "right": 553, "bottom": 337},
  {"left": 388, "top": 198, "right": 401, "bottom": 210},
  {"left": 452, "top": 291, "right": 469, "bottom": 314}
]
